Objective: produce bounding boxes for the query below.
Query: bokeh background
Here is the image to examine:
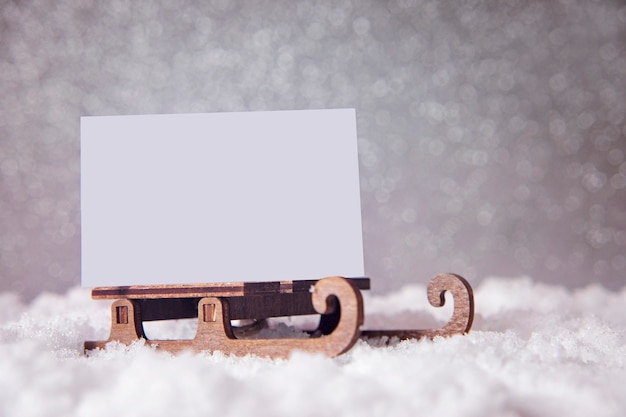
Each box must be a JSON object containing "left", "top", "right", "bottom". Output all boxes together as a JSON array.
[{"left": 1, "top": 0, "right": 625, "bottom": 299}]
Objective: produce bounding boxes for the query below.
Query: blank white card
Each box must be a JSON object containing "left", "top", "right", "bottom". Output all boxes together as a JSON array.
[{"left": 80, "top": 109, "right": 364, "bottom": 287}]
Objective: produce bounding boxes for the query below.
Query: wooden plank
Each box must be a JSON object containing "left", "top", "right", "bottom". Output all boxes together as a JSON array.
[
  {"left": 135, "top": 293, "right": 319, "bottom": 322},
  {"left": 91, "top": 282, "right": 248, "bottom": 299},
  {"left": 91, "top": 277, "right": 370, "bottom": 300},
  {"left": 225, "top": 292, "right": 318, "bottom": 320},
  {"left": 136, "top": 298, "right": 200, "bottom": 321}
]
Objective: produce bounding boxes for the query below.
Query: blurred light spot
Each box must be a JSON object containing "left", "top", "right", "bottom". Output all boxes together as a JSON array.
[
  {"left": 446, "top": 126, "right": 464, "bottom": 143},
  {"left": 549, "top": 28, "right": 566, "bottom": 46},
  {"left": 497, "top": 73, "right": 515, "bottom": 92},
  {"left": 458, "top": 83, "right": 477, "bottom": 103},
  {"left": 549, "top": 117, "right": 566, "bottom": 136},
  {"left": 607, "top": 107, "right": 624, "bottom": 125},
  {"left": 494, "top": 148, "right": 510, "bottom": 164},
  {"left": 375, "top": 110, "right": 391, "bottom": 126},
  {"left": 599, "top": 85, "right": 617, "bottom": 105},
  {"left": 428, "top": 139, "right": 445, "bottom": 156},
  {"left": 564, "top": 193, "right": 582, "bottom": 212},
  {"left": 514, "top": 185, "right": 530, "bottom": 202},
  {"left": 589, "top": 204, "right": 606, "bottom": 223},
  {"left": 610, "top": 173, "right": 626, "bottom": 189},
  {"left": 566, "top": 162, "right": 582, "bottom": 179},
  {"left": 327, "top": 6, "right": 348, "bottom": 26},
  {"left": 593, "top": 260, "right": 610, "bottom": 275},
  {"left": 599, "top": 43, "right": 618, "bottom": 62},
  {"left": 514, "top": 246, "right": 535, "bottom": 269},
  {"left": 561, "top": 134, "right": 585, "bottom": 155},
  {"left": 391, "top": 137, "right": 408, "bottom": 155},
  {"left": 388, "top": 76, "right": 405, "bottom": 95},
  {"left": 352, "top": 16, "right": 370, "bottom": 36},
  {"left": 545, "top": 255, "right": 560, "bottom": 271},
  {"left": 277, "top": 51, "right": 294, "bottom": 70},
  {"left": 509, "top": 115, "right": 527, "bottom": 133},
  {"left": 408, "top": 101, "right": 421, "bottom": 118},
  {"left": 60, "top": 223, "right": 76, "bottom": 239},
  {"left": 306, "top": 21, "right": 326, "bottom": 40},
  {"left": 586, "top": 228, "right": 612, "bottom": 249},
  {"left": 432, "top": 68, "right": 451, "bottom": 87},
  {"left": 549, "top": 73, "right": 568, "bottom": 92},
  {"left": 423, "top": 242, "right": 438, "bottom": 259},
  {"left": 567, "top": 251, "right": 585, "bottom": 268},
  {"left": 443, "top": 102, "right": 460, "bottom": 126},
  {"left": 479, "top": 119, "right": 496, "bottom": 138},
  {"left": 607, "top": 149, "right": 624, "bottom": 166},
  {"left": 462, "top": 150, "right": 488, "bottom": 166},
  {"left": 408, "top": 145, "right": 423, "bottom": 164},
  {"left": 369, "top": 173, "right": 384, "bottom": 189},
  {"left": 301, "top": 63, "right": 320, "bottom": 81},
  {"left": 441, "top": 218, "right": 460, "bottom": 236},
  {"left": 439, "top": 178, "right": 458, "bottom": 195},
  {"left": 446, "top": 197, "right": 463, "bottom": 214},
  {"left": 477, "top": 205, "right": 494, "bottom": 226},
  {"left": 372, "top": 79, "right": 389, "bottom": 98},
  {"left": 47, "top": 262, "right": 63, "bottom": 278},
  {"left": 576, "top": 111, "right": 595, "bottom": 130},
  {"left": 546, "top": 205, "right": 563, "bottom": 221},
  {"left": 421, "top": 102, "right": 445, "bottom": 123},
  {"left": 594, "top": 133, "right": 613, "bottom": 152},
  {"left": 612, "top": 255, "right": 626, "bottom": 271},
  {"left": 581, "top": 169, "right": 607, "bottom": 192},
  {"left": 375, "top": 190, "right": 390, "bottom": 203},
  {"left": 516, "top": 160, "right": 532, "bottom": 178},
  {"left": 1, "top": 158, "right": 18, "bottom": 176},
  {"left": 467, "top": 168, "right": 488, "bottom": 188},
  {"left": 404, "top": 232, "right": 419, "bottom": 247},
  {"left": 401, "top": 208, "right": 416, "bottom": 223}
]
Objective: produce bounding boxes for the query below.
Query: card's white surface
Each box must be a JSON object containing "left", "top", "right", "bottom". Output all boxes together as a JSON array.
[{"left": 80, "top": 109, "right": 363, "bottom": 287}]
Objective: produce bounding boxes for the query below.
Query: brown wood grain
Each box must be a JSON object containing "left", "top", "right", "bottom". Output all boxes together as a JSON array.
[
  {"left": 85, "top": 274, "right": 475, "bottom": 358},
  {"left": 85, "top": 276, "right": 364, "bottom": 358},
  {"left": 91, "top": 278, "right": 370, "bottom": 299},
  {"left": 360, "top": 273, "right": 474, "bottom": 340}
]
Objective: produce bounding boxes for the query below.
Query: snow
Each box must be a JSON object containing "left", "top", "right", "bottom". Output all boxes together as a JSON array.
[
  {"left": 2, "top": 278, "right": 625, "bottom": 417},
  {"left": 1, "top": 1, "right": 625, "bottom": 413}
]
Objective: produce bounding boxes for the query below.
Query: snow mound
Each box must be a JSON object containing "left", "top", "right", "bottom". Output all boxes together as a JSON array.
[{"left": 1, "top": 278, "right": 625, "bottom": 417}]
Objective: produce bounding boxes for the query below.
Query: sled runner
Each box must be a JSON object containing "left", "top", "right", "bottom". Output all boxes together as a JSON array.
[
  {"left": 85, "top": 274, "right": 474, "bottom": 358},
  {"left": 360, "top": 273, "right": 474, "bottom": 341}
]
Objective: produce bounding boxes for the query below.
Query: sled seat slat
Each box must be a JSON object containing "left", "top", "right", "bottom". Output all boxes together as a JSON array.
[{"left": 91, "top": 278, "right": 370, "bottom": 300}]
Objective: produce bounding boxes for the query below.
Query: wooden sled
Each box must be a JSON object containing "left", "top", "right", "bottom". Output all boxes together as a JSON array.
[{"left": 85, "top": 274, "right": 474, "bottom": 358}]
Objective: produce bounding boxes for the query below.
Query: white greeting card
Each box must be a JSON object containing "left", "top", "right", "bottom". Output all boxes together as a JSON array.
[{"left": 80, "top": 109, "right": 363, "bottom": 287}]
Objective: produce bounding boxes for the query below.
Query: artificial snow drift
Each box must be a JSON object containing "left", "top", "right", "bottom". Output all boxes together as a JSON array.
[{"left": 1, "top": 277, "right": 625, "bottom": 417}]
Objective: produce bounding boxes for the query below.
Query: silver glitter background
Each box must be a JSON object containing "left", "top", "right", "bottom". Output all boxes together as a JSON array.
[{"left": 1, "top": 0, "right": 625, "bottom": 299}]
